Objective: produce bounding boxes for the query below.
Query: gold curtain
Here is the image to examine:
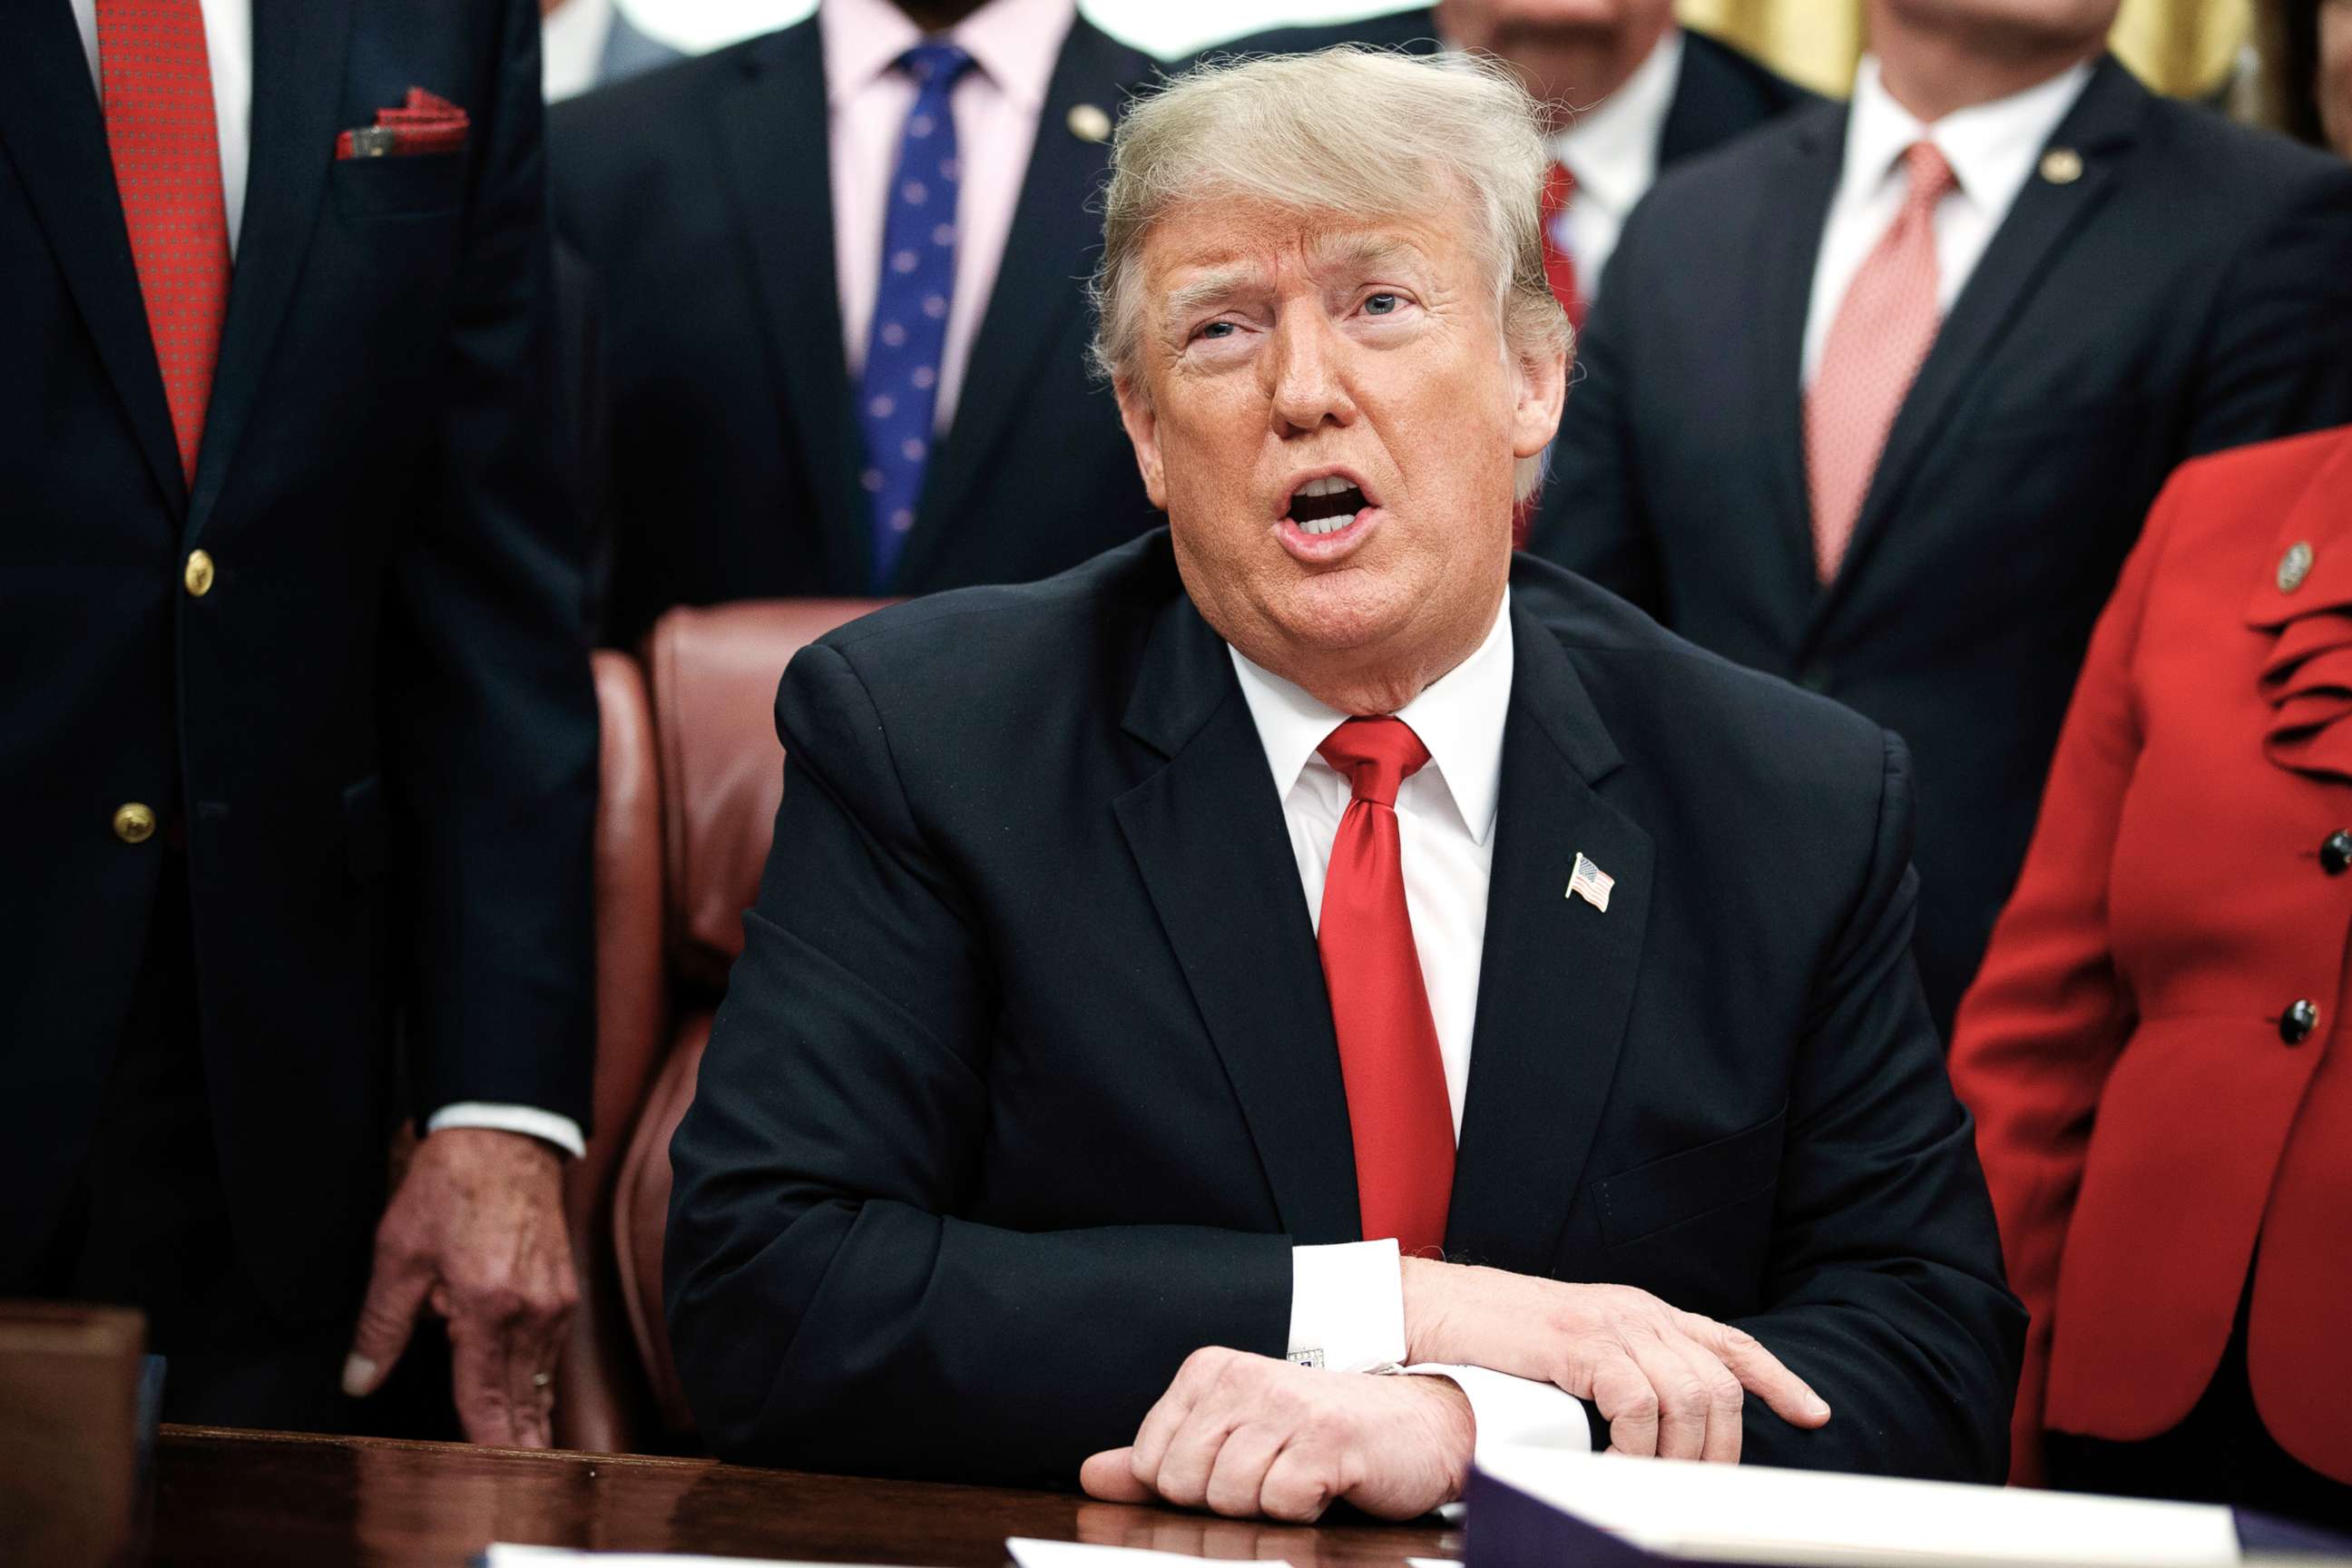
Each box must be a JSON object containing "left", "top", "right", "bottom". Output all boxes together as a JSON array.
[{"left": 1677, "top": 0, "right": 2252, "bottom": 100}]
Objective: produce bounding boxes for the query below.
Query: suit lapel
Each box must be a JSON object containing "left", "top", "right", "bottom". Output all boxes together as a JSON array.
[
  {"left": 1747, "top": 106, "right": 1844, "bottom": 637},
  {"left": 1446, "top": 602, "right": 1653, "bottom": 1272},
  {"left": 0, "top": 2, "right": 187, "bottom": 514},
  {"left": 1113, "top": 594, "right": 1363, "bottom": 1245},
  {"left": 189, "top": 0, "right": 354, "bottom": 538},
  {"left": 1808, "top": 58, "right": 2141, "bottom": 639},
  {"left": 894, "top": 20, "right": 1149, "bottom": 587},
  {"left": 714, "top": 21, "right": 870, "bottom": 593}
]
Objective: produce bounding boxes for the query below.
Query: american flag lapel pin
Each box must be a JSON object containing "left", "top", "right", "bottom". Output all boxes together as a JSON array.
[{"left": 1567, "top": 851, "right": 1614, "bottom": 914}]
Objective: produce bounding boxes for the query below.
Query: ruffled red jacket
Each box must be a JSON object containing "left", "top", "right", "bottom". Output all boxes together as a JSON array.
[{"left": 1951, "top": 426, "right": 2352, "bottom": 1487}]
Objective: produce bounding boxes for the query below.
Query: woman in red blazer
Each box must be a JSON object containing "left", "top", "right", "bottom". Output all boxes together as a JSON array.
[{"left": 1950, "top": 426, "right": 2352, "bottom": 1523}]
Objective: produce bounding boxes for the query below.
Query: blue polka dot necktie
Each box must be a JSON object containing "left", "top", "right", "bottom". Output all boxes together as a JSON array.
[{"left": 857, "top": 39, "right": 975, "bottom": 592}]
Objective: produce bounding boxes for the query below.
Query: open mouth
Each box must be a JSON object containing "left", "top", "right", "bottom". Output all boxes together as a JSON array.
[{"left": 1284, "top": 473, "right": 1372, "bottom": 536}]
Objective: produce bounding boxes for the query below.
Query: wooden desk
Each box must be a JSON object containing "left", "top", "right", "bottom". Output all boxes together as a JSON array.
[{"left": 154, "top": 1426, "right": 1462, "bottom": 1567}]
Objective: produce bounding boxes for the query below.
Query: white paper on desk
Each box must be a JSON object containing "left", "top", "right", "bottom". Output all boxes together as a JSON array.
[
  {"left": 1475, "top": 1446, "right": 2241, "bottom": 1568},
  {"left": 481, "top": 1546, "right": 915, "bottom": 1568},
  {"left": 1009, "top": 1535, "right": 1247, "bottom": 1568}
]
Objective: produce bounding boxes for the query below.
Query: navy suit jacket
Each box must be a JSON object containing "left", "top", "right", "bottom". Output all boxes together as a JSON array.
[
  {"left": 1531, "top": 58, "right": 2352, "bottom": 1038},
  {"left": 1200, "top": 12, "right": 1819, "bottom": 173},
  {"left": 550, "top": 16, "right": 1163, "bottom": 641},
  {"left": 666, "top": 534, "right": 2022, "bottom": 1490},
  {"left": 0, "top": 0, "right": 597, "bottom": 1319}
]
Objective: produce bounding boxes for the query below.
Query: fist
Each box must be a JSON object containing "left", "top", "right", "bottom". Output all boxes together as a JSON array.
[{"left": 1081, "top": 1348, "right": 1474, "bottom": 1523}]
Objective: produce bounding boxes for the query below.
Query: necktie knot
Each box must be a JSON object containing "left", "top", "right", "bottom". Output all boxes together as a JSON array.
[
  {"left": 900, "top": 40, "right": 974, "bottom": 92},
  {"left": 1900, "top": 141, "right": 1958, "bottom": 216},
  {"left": 1318, "top": 718, "right": 1431, "bottom": 809}
]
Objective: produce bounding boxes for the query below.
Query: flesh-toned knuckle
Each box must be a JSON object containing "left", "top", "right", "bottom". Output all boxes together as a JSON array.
[{"left": 1709, "top": 1370, "right": 1744, "bottom": 1410}]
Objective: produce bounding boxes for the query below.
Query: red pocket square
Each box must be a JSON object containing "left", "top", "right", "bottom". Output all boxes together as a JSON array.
[{"left": 335, "top": 88, "right": 470, "bottom": 160}]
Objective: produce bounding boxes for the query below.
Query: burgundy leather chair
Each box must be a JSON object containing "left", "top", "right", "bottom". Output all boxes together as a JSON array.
[{"left": 555, "top": 601, "right": 884, "bottom": 1453}]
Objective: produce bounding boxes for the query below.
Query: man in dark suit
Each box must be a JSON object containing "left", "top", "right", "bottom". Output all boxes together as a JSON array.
[
  {"left": 0, "top": 0, "right": 596, "bottom": 1443},
  {"left": 1209, "top": 0, "right": 1817, "bottom": 322},
  {"left": 550, "top": 0, "right": 1162, "bottom": 644},
  {"left": 666, "top": 48, "right": 2019, "bottom": 1514},
  {"left": 1533, "top": 0, "right": 2352, "bottom": 1037}
]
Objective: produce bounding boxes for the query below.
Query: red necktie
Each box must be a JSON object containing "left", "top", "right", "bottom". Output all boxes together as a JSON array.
[
  {"left": 98, "top": 0, "right": 232, "bottom": 486},
  {"left": 1805, "top": 141, "right": 1956, "bottom": 583},
  {"left": 1539, "top": 161, "right": 1587, "bottom": 331},
  {"left": 1315, "top": 718, "right": 1455, "bottom": 1259}
]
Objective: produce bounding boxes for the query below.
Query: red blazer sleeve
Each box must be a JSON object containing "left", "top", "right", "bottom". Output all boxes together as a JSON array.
[{"left": 1945, "top": 474, "right": 2186, "bottom": 1485}]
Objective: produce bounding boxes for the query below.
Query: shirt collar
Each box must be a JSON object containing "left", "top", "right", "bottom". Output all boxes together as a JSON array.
[
  {"left": 1548, "top": 26, "right": 1684, "bottom": 219},
  {"left": 821, "top": 0, "right": 1075, "bottom": 113},
  {"left": 1843, "top": 53, "right": 2095, "bottom": 215},
  {"left": 1229, "top": 591, "right": 1516, "bottom": 847}
]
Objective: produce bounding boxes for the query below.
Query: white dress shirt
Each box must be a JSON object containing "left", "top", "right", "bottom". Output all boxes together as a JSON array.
[
  {"left": 1800, "top": 54, "right": 2094, "bottom": 387},
  {"left": 542, "top": 0, "right": 617, "bottom": 104},
  {"left": 66, "top": 0, "right": 583, "bottom": 1159},
  {"left": 1545, "top": 26, "right": 1684, "bottom": 297},
  {"left": 824, "top": 0, "right": 1072, "bottom": 432},
  {"left": 1229, "top": 593, "right": 1591, "bottom": 1456}
]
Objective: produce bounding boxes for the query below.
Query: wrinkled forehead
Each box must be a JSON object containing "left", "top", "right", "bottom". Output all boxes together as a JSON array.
[{"left": 1137, "top": 196, "right": 1474, "bottom": 309}]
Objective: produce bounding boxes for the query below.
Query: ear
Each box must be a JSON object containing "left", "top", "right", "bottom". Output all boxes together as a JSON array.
[
  {"left": 1114, "top": 374, "right": 1170, "bottom": 511},
  {"left": 1510, "top": 340, "right": 1568, "bottom": 464}
]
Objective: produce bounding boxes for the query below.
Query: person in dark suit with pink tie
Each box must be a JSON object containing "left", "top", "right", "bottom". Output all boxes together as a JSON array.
[
  {"left": 0, "top": 0, "right": 596, "bottom": 1443},
  {"left": 1532, "top": 0, "right": 2352, "bottom": 1040}
]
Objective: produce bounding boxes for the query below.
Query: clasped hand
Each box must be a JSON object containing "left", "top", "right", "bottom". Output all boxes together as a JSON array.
[{"left": 1083, "top": 1263, "right": 1831, "bottom": 1521}]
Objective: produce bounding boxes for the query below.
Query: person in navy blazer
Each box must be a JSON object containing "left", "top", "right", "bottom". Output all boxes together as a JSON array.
[
  {"left": 1202, "top": 1, "right": 1818, "bottom": 230},
  {"left": 1532, "top": 0, "right": 2352, "bottom": 1039},
  {"left": 0, "top": 0, "right": 596, "bottom": 1441},
  {"left": 549, "top": 0, "right": 1164, "bottom": 643}
]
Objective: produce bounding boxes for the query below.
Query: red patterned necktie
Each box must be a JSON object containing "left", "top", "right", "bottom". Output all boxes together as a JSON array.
[
  {"left": 1805, "top": 141, "right": 1957, "bottom": 583},
  {"left": 98, "top": 0, "right": 231, "bottom": 486},
  {"left": 1315, "top": 718, "right": 1455, "bottom": 1259},
  {"left": 1539, "top": 160, "right": 1587, "bottom": 331}
]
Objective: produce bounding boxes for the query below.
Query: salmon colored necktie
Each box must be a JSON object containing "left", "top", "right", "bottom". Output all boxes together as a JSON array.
[
  {"left": 1315, "top": 718, "right": 1455, "bottom": 1259},
  {"left": 1805, "top": 141, "right": 1956, "bottom": 583},
  {"left": 98, "top": 0, "right": 231, "bottom": 486}
]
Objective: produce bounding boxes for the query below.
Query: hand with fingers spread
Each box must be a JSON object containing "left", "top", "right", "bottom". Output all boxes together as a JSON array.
[
  {"left": 1401, "top": 1259, "right": 1831, "bottom": 1462},
  {"left": 342, "top": 1127, "right": 577, "bottom": 1447},
  {"left": 1081, "top": 1348, "right": 1473, "bottom": 1523}
]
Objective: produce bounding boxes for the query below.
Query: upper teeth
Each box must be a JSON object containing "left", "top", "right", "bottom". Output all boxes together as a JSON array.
[{"left": 1297, "top": 475, "right": 1354, "bottom": 498}]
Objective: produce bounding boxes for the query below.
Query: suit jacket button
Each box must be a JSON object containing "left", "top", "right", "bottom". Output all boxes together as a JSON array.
[
  {"left": 113, "top": 802, "right": 157, "bottom": 845},
  {"left": 2278, "top": 541, "right": 2314, "bottom": 593},
  {"left": 2323, "top": 831, "right": 2352, "bottom": 875},
  {"left": 184, "top": 549, "right": 216, "bottom": 598},
  {"left": 2281, "top": 998, "right": 2320, "bottom": 1044}
]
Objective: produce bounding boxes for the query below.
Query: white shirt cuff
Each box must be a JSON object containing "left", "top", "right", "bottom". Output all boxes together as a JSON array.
[
  {"left": 1287, "top": 1240, "right": 1406, "bottom": 1372},
  {"left": 1406, "top": 1363, "right": 1592, "bottom": 1458},
  {"left": 424, "top": 1102, "right": 587, "bottom": 1159}
]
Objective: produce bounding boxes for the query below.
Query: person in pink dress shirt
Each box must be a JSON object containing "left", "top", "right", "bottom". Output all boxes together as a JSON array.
[{"left": 550, "top": 0, "right": 1164, "bottom": 640}]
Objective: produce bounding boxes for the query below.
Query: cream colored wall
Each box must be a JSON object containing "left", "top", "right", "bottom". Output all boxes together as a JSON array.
[{"left": 1681, "top": 0, "right": 2253, "bottom": 99}]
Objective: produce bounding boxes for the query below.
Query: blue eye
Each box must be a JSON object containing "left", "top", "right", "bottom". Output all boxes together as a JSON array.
[
  {"left": 1198, "top": 321, "right": 1236, "bottom": 339},
  {"left": 1365, "top": 293, "right": 1400, "bottom": 315}
]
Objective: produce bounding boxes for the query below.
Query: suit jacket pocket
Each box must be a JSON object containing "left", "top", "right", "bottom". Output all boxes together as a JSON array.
[
  {"left": 343, "top": 774, "right": 387, "bottom": 886},
  {"left": 1591, "top": 1103, "right": 1788, "bottom": 1249},
  {"left": 332, "top": 151, "right": 465, "bottom": 220}
]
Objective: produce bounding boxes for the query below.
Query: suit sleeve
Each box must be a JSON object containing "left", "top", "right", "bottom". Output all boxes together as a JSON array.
[
  {"left": 664, "top": 641, "right": 1293, "bottom": 1486},
  {"left": 1943, "top": 476, "right": 2173, "bottom": 1485},
  {"left": 1732, "top": 730, "right": 2027, "bottom": 1482},
  {"left": 2184, "top": 162, "right": 2352, "bottom": 457},
  {"left": 1527, "top": 219, "right": 1665, "bottom": 610},
  {"left": 388, "top": 0, "right": 598, "bottom": 1128}
]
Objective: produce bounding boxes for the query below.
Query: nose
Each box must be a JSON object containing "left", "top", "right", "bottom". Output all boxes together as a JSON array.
[{"left": 1265, "top": 304, "right": 1357, "bottom": 436}]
